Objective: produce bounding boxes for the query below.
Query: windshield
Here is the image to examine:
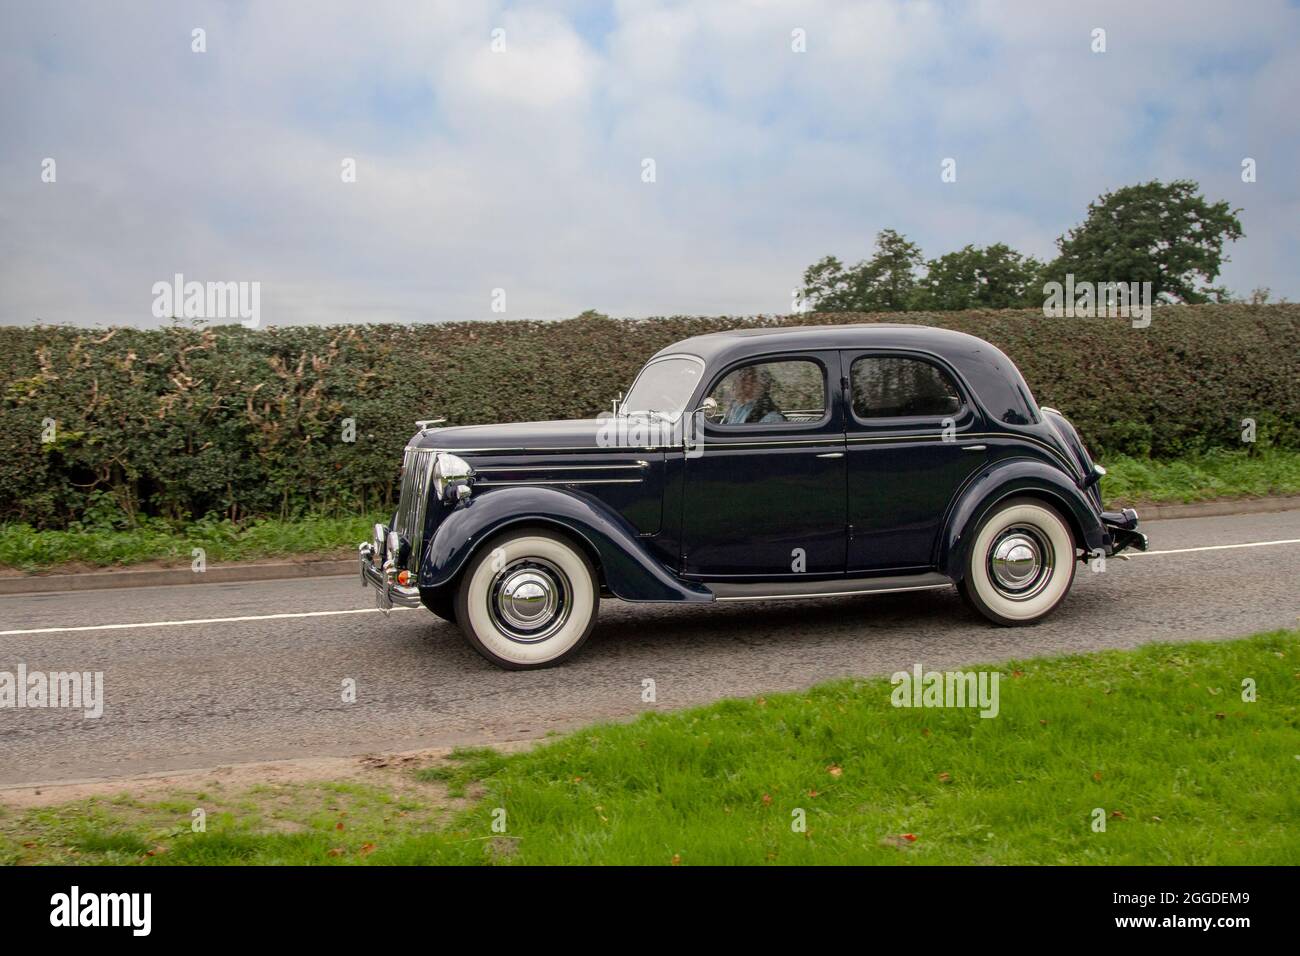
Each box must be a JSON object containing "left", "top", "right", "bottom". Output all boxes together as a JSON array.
[{"left": 621, "top": 356, "right": 704, "bottom": 420}]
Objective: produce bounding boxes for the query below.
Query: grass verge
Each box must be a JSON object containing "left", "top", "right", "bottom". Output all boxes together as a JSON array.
[
  {"left": 2, "top": 631, "right": 1296, "bottom": 865},
  {"left": 0, "top": 513, "right": 381, "bottom": 573},
  {"left": 1101, "top": 448, "right": 1300, "bottom": 505}
]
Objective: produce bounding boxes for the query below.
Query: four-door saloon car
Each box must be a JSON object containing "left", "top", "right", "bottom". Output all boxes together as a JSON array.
[{"left": 360, "top": 324, "right": 1147, "bottom": 669}]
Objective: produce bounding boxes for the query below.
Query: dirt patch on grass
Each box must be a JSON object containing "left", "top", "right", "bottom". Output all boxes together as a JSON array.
[
  {"left": 0, "top": 744, "right": 531, "bottom": 810},
  {"left": 0, "top": 744, "right": 549, "bottom": 864}
]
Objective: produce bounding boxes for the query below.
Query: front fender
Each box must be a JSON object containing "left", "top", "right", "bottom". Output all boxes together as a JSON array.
[
  {"left": 419, "top": 486, "right": 714, "bottom": 603},
  {"left": 939, "top": 458, "right": 1107, "bottom": 581}
]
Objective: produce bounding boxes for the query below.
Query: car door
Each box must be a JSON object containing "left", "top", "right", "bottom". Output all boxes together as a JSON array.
[
  {"left": 681, "top": 351, "right": 846, "bottom": 578},
  {"left": 841, "top": 349, "right": 987, "bottom": 573}
]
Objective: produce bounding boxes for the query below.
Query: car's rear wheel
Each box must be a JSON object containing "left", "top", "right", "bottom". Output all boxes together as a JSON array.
[
  {"left": 959, "top": 497, "right": 1076, "bottom": 626},
  {"left": 455, "top": 529, "right": 599, "bottom": 669}
]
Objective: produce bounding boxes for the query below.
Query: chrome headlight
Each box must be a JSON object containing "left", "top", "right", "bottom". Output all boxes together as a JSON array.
[{"left": 432, "top": 452, "right": 474, "bottom": 501}]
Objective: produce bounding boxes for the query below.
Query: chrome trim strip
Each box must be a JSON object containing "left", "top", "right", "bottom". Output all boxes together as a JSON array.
[
  {"left": 404, "top": 444, "right": 663, "bottom": 454},
  {"left": 695, "top": 439, "right": 841, "bottom": 449},
  {"left": 845, "top": 434, "right": 946, "bottom": 444},
  {"left": 714, "top": 582, "right": 952, "bottom": 602},
  {"left": 475, "top": 478, "right": 645, "bottom": 487},
  {"left": 475, "top": 462, "right": 649, "bottom": 473}
]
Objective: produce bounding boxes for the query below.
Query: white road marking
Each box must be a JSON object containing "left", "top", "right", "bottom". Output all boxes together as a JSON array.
[
  {"left": 2, "top": 537, "right": 1298, "bottom": 637},
  {"left": 1130, "top": 537, "right": 1300, "bottom": 557},
  {"left": 0, "top": 606, "right": 415, "bottom": 637}
]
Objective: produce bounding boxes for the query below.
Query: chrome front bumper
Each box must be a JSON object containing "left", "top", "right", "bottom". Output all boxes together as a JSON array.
[{"left": 358, "top": 542, "right": 422, "bottom": 613}]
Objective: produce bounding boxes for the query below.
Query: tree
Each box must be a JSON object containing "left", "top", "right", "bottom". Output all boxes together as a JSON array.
[
  {"left": 800, "top": 229, "right": 924, "bottom": 312},
  {"left": 917, "top": 243, "right": 1044, "bottom": 310},
  {"left": 800, "top": 255, "right": 859, "bottom": 312},
  {"left": 1044, "top": 179, "right": 1243, "bottom": 304},
  {"left": 865, "top": 229, "right": 925, "bottom": 311}
]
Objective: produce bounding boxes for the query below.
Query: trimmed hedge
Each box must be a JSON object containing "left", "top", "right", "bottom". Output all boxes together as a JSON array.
[{"left": 2, "top": 305, "right": 1296, "bottom": 529}]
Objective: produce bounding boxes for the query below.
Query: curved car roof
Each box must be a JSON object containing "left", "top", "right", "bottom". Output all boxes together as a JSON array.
[
  {"left": 651, "top": 322, "right": 1041, "bottom": 426},
  {"left": 654, "top": 322, "right": 978, "bottom": 362}
]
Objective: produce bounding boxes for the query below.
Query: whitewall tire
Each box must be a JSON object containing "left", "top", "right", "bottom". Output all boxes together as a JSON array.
[
  {"left": 959, "top": 497, "right": 1077, "bottom": 625},
  {"left": 455, "top": 529, "right": 599, "bottom": 669}
]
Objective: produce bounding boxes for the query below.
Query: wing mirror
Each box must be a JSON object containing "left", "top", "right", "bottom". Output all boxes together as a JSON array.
[{"left": 692, "top": 396, "right": 721, "bottom": 422}]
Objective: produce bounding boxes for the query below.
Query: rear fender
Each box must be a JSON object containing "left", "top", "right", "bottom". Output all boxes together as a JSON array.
[
  {"left": 940, "top": 459, "right": 1108, "bottom": 581},
  {"left": 419, "top": 486, "right": 714, "bottom": 603}
]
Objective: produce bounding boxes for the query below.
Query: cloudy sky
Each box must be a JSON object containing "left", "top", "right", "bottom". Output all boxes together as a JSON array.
[{"left": 2, "top": 0, "right": 1297, "bottom": 327}]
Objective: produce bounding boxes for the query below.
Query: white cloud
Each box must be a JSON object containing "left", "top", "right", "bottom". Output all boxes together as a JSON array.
[{"left": 0, "top": 0, "right": 1296, "bottom": 327}]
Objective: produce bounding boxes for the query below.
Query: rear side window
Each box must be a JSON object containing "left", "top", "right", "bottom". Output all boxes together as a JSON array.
[{"left": 851, "top": 356, "right": 961, "bottom": 419}]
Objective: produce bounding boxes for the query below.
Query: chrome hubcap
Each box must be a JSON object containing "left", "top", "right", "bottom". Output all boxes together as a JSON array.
[
  {"left": 488, "top": 559, "right": 571, "bottom": 643},
  {"left": 988, "top": 526, "right": 1052, "bottom": 599},
  {"left": 498, "top": 571, "right": 554, "bottom": 628}
]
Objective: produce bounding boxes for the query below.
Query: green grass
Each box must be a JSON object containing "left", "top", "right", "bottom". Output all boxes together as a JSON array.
[
  {"left": 0, "top": 780, "right": 449, "bottom": 866},
  {"left": 3, "top": 631, "right": 1297, "bottom": 865},
  {"left": 415, "top": 747, "right": 513, "bottom": 798},
  {"left": 2, "top": 449, "right": 1297, "bottom": 572},
  {"left": 1101, "top": 448, "right": 1300, "bottom": 505},
  {"left": 0, "top": 512, "right": 381, "bottom": 572}
]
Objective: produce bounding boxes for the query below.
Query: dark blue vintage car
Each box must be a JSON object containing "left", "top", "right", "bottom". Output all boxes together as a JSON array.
[{"left": 360, "top": 324, "right": 1147, "bottom": 669}]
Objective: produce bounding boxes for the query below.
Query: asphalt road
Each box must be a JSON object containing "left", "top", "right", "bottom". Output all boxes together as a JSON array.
[{"left": 2, "top": 510, "right": 1298, "bottom": 787}]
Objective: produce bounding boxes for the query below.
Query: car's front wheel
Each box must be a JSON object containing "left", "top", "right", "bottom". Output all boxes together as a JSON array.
[
  {"left": 959, "top": 497, "right": 1077, "bottom": 626},
  {"left": 455, "top": 529, "right": 599, "bottom": 669}
]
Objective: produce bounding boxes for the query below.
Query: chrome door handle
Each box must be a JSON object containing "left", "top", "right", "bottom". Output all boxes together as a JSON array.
[
  {"left": 816, "top": 452, "right": 844, "bottom": 459},
  {"left": 963, "top": 444, "right": 987, "bottom": 451}
]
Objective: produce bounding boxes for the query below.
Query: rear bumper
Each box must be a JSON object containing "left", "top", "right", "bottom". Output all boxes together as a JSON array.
[
  {"left": 1101, "top": 507, "right": 1148, "bottom": 555},
  {"left": 358, "top": 542, "right": 422, "bottom": 612}
]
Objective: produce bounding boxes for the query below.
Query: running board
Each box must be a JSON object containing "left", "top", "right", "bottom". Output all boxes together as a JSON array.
[{"left": 705, "top": 573, "right": 953, "bottom": 602}]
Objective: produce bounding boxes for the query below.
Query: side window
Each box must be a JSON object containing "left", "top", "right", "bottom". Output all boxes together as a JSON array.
[
  {"left": 707, "top": 359, "right": 825, "bottom": 426},
  {"left": 851, "top": 356, "right": 961, "bottom": 419}
]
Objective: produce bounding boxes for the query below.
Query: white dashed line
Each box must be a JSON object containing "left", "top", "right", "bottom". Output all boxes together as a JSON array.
[
  {"left": 2, "top": 537, "right": 1298, "bottom": 637},
  {"left": 1130, "top": 537, "right": 1300, "bottom": 557},
  {"left": 0, "top": 606, "right": 415, "bottom": 637}
]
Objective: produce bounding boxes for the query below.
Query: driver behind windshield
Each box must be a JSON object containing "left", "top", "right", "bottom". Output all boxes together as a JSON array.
[{"left": 722, "top": 366, "right": 786, "bottom": 424}]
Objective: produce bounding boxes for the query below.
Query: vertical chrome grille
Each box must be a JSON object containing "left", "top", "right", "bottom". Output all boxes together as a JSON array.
[{"left": 393, "top": 447, "right": 438, "bottom": 571}]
